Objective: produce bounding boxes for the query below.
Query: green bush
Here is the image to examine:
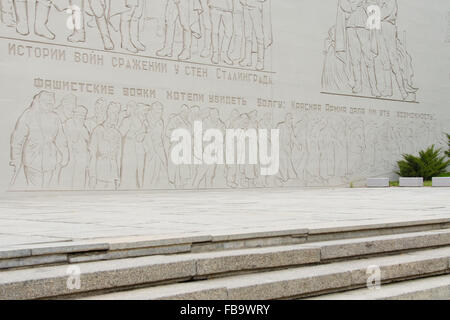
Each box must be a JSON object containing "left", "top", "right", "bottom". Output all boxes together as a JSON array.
[
  {"left": 396, "top": 145, "right": 450, "bottom": 181},
  {"left": 446, "top": 134, "right": 450, "bottom": 158}
]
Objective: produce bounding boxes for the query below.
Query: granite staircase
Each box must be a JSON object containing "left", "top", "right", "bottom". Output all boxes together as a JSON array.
[{"left": 1, "top": 218, "right": 450, "bottom": 300}]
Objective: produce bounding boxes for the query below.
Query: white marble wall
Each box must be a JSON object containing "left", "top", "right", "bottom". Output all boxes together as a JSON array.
[{"left": 0, "top": 0, "right": 449, "bottom": 191}]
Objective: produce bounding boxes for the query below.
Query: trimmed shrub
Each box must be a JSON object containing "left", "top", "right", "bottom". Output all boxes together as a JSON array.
[
  {"left": 396, "top": 145, "right": 450, "bottom": 181},
  {"left": 446, "top": 134, "right": 450, "bottom": 158}
]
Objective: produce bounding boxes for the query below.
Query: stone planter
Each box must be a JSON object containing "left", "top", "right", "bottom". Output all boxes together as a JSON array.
[
  {"left": 432, "top": 177, "right": 450, "bottom": 187},
  {"left": 367, "top": 178, "right": 390, "bottom": 188},
  {"left": 399, "top": 177, "right": 424, "bottom": 187}
]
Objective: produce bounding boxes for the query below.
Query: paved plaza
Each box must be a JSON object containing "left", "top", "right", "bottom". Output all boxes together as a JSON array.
[{"left": 0, "top": 188, "right": 449, "bottom": 250}]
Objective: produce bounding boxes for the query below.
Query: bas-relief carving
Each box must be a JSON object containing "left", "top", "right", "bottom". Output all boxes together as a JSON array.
[
  {"left": 8, "top": 90, "right": 443, "bottom": 191},
  {"left": 0, "top": 0, "right": 273, "bottom": 70},
  {"left": 1, "top": 1, "right": 447, "bottom": 191},
  {"left": 322, "top": 0, "right": 418, "bottom": 102},
  {"left": 0, "top": 0, "right": 15, "bottom": 27}
]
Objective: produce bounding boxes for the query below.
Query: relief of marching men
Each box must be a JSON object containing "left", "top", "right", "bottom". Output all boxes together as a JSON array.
[
  {"left": 0, "top": 0, "right": 273, "bottom": 71},
  {"left": 322, "top": 0, "right": 418, "bottom": 101},
  {"left": 9, "top": 90, "right": 443, "bottom": 191}
]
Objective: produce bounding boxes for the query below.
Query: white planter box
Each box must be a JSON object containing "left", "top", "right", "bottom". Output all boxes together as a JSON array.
[
  {"left": 432, "top": 177, "right": 450, "bottom": 187},
  {"left": 367, "top": 178, "right": 389, "bottom": 188},
  {"left": 399, "top": 177, "right": 424, "bottom": 187}
]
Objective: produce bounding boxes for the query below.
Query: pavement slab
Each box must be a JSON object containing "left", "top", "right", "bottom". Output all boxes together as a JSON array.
[{"left": 0, "top": 188, "right": 448, "bottom": 250}]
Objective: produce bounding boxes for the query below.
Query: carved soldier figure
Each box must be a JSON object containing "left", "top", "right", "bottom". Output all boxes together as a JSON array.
[
  {"left": 199, "top": 0, "right": 212, "bottom": 57},
  {"left": 165, "top": 104, "right": 192, "bottom": 188},
  {"left": 347, "top": 118, "right": 366, "bottom": 175},
  {"left": 337, "top": 0, "right": 380, "bottom": 96},
  {"left": 86, "top": 97, "right": 107, "bottom": 133},
  {"left": 110, "top": 0, "right": 146, "bottom": 53},
  {"left": 61, "top": 106, "right": 90, "bottom": 189},
  {"left": 239, "top": 0, "right": 266, "bottom": 71},
  {"left": 376, "top": 0, "right": 416, "bottom": 100},
  {"left": 119, "top": 102, "right": 148, "bottom": 189},
  {"left": 208, "top": 0, "right": 234, "bottom": 65},
  {"left": 277, "top": 113, "right": 298, "bottom": 184},
  {"left": 88, "top": 0, "right": 114, "bottom": 49},
  {"left": 229, "top": 0, "right": 244, "bottom": 61},
  {"left": 188, "top": 105, "right": 202, "bottom": 186},
  {"left": 65, "top": 0, "right": 85, "bottom": 43},
  {"left": 192, "top": 107, "right": 225, "bottom": 188},
  {"left": 66, "top": 0, "right": 114, "bottom": 50},
  {"left": 10, "top": 91, "right": 69, "bottom": 188},
  {"left": 205, "top": 108, "right": 225, "bottom": 186},
  {"left": 55, "top": 93, "right": 77, "bottom": 123},
  {"left": 225, "top": 109, "right": 240, "bottom": 188},
  {"left": 157, "top": 0, "right": 202, "bottom": 60},
  {"left": 89, "top": 102, "right": 123, "bottom": 190},
  {"left": 12, "top": 0, "right": 58, "bottom": 39},
  {"left": 293, "top": 116, "right": 309, "bottom": 183},
  {"left": 258, "top": 112, "right": 276, "bottom": 187},
  {"left": 0, "top": 0, "right": 15, "bottom": 27},
  {"left": 11, "top": 0, "right": 29, "bottom": 36},
  {"left": 144, "top": 102, "right": 168, "bottom": 188},
  {"left": 237, "top": 113, "right": 257, "bottom": 187}
]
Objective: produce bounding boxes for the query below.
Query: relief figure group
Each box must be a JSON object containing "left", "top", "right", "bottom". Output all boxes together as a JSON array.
[
  {"left": 0, "top": 0, "right": 273, "bottom": 70},
  {"left": 9, "top": 90, "right": 442, "bottom": 190},
  {"left": 322, "top": 0, "right": 418, "bottom": 101}
]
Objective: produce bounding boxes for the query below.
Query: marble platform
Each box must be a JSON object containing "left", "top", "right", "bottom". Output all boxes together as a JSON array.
[{"left": 0, "top": 188, "right": 449, "bottom": 251}]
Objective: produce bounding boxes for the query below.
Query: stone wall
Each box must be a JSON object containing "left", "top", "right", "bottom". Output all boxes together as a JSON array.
[{"left": 0, "top": 0, "right": 449, "bottom": 191}]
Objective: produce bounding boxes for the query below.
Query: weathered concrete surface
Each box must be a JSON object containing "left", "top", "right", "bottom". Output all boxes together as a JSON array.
[
  {"left": 194, "top": 245, "right": 321, "bottom": 276},
  {"left": 0, "top": 255, "right": 197, "bottom": 300},
  {"left": 67, "top": 244, "right": 192, "bottom": 264},
  {"left": 0, "top": 244, "right": 319, "bottom": 299},
  {"left": 0, "top": 188, "right": 449, "bottom": 251},
  {"left": 0, "top": 254, "right": 68, "bottom": 269},
  {"left": 317, "top": 230, "right": 450, "bottom": 260},
  {"left": 85, "top": 247, "right": 450, "bottom": 300},
  {"left": 4, "top": 233, "right": 450, "bottom": 300},
  {"left": 309, "top": 274, "right": 450, "bottom": 300},
  {"left": 83, "top": 282, "right": 230, "bottom": 301}
]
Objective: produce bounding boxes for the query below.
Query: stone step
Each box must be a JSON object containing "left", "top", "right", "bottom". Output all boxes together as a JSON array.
[
  {"left": 309, "top": 229, "right": 450, "bottom": 261},
  {"left": 1, "top": 218, "right": 449, "bottom": 270},
  {"left": 84, "top": 247, "right": 450, "bottom": 300},
  {"left": 2, "top": 230, "right": 450, "bottom": 299},
  {"left": 308, "top": 274, "right": 450, "bottom": 300}
]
